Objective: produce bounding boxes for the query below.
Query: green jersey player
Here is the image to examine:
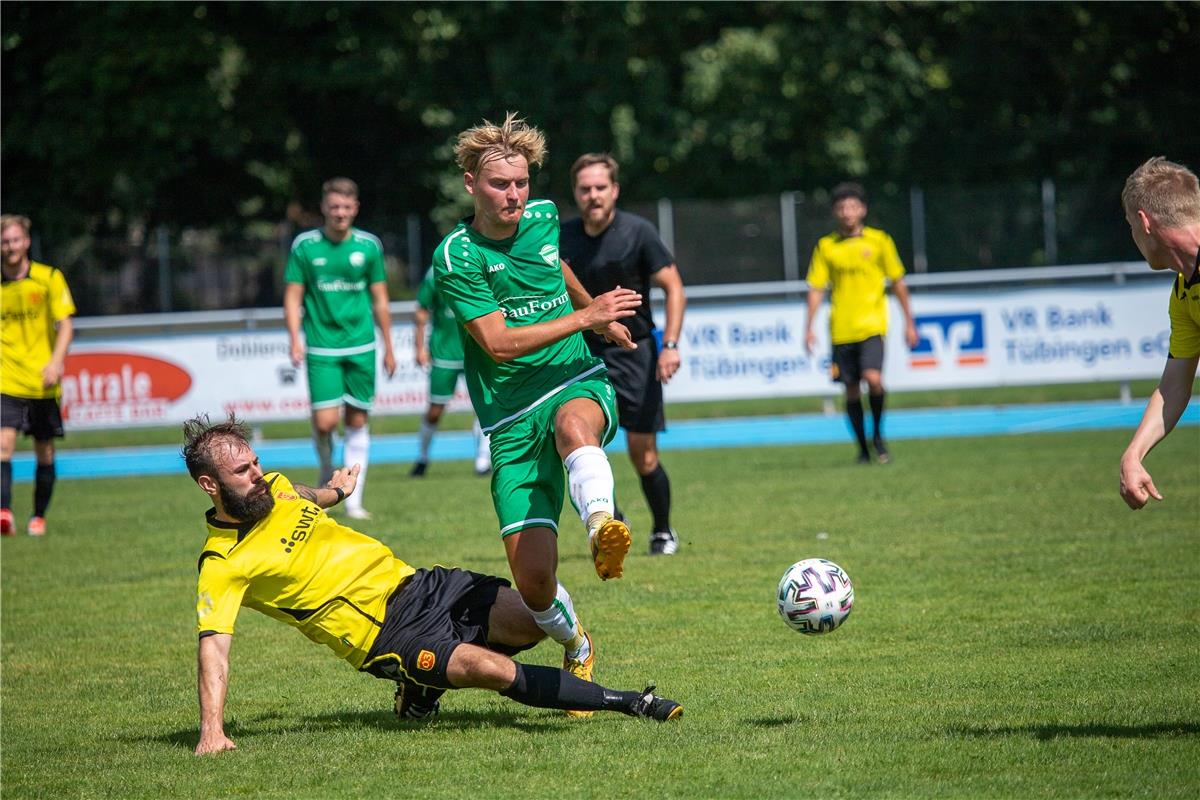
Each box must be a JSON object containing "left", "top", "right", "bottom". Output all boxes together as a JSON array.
[
  {"left": 434, "top": 113, "right": 641, "bottom": 714},
  {"left": 284, "top": 177, "right": 397, "bottom": 520},
  {"left": 411, "top": 267, "right": 491, "bottom": 477}
]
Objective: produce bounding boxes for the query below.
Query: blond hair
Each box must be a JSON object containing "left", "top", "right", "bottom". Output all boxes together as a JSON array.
[
  {"left": 321, "top": 177, "right": 359, "bottom": 199},
  {"left": 0, "top": 214, "right": 32, "bottom": 234},
  {"left": 1122, "top": 157, "right": 1200, "bottom": 227},
  {"left": 454, "top": 112, "right": 547, "bottom": 175}
]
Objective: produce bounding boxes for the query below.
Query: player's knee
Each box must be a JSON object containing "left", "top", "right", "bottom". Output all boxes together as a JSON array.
[{"left": 512, "top": 570, "right": 557, "bottom": 609}]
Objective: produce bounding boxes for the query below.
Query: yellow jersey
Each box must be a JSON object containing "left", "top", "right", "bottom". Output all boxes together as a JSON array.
[
  {"left": 196, "top": 472, "right": 416, "bottom": 669},
  {"left": 1168, "top": 269, "right": 1200, "bottom": 359},
  {"left": 807, "top": 227, "right": 906, "bottom": 345},
  {"left": 1, "top": 261, "right": 76, "bottom": 398}
]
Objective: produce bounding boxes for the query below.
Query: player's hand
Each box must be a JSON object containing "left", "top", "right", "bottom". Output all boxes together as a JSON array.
[
  {"left": 601, "top": 322, "right": 637, "bottom": 350},
  {"left": 905, "top": 321, "right": 920, "bottom": 350},
  {"left": 327, "top": 464, "right": 361, "bottom": 502},
  {"left": 41, "top": 361, "right": 62, "bottom": 388},
  {"left": 290, "top": 339, "right": 305, "bottom": 368},
  {"left": 383, "top": 351, "right": 397, "bottom": 378},
  {"left": 195, "top": 731, "right": 237, "bottom": 756},
  {"left": 804, "top": 330, "right": 817, "bottom": 355},
  {"left": 657, "top": 347, "right": 681, "bottom": 383},
  {"left": 582, "top": 286, "right": 642, "bottom": 330},
  {"left": 415, "top": 348, "right": 431, "bottom": 368},
  {"left": 1119, "top": 457, "right": 1162, "bottom": 510}
]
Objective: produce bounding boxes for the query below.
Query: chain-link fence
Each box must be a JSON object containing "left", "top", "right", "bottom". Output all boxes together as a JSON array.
[{"left": 38, "top": 177, "right": 1141, "bottom": 316}]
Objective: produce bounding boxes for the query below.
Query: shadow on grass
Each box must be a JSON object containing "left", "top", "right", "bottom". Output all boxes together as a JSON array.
[
  {"left": 746, "top": 715, "right": 803, "bottom": 727},
  {"left": 130, "top": 708, "right": 560, "bottom": 750},
  {"left": 950, "top": 721, "right": 1200, "bottom": 740}
]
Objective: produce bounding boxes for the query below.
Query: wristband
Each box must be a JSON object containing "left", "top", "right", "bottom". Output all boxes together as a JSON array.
[
  {"left": 663, "top": 340, "right": 678, "bottom": 350},
  {"left": 333, "top": 486, "right": 346, "bottom": 503}
]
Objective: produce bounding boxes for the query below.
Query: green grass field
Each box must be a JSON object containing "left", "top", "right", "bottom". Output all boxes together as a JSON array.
[{"left": 2, "top": 425, "right": 1197, "bottom": 798}]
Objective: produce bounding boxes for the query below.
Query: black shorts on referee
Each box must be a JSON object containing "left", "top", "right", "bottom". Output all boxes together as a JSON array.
[
  {"left": 830, "top": 335, "right": 885, "bottom": 385},
  {"left": 362, "top": 567, "right": 528, "bottom": 689},
  {"left": 0, "top": 394, "right": 65, "bottom": 440},
  {"left": 589, "top": 335, "right": 665, "bottom": 434}
]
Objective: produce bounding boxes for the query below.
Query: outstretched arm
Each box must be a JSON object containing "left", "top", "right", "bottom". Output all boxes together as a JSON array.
[
  {"left": 196, "top": 633, "right": 236, "bottom": 755},
  {"left": 1119, "top": 355, "right": 1199, "bottom": 509},
  {"left": 295, "top": 464, "right": 361, "bottom": 509}
]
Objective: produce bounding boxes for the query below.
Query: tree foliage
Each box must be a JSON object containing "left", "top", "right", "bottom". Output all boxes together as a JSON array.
[{"left": 3, "top": 1, "right": 1197, "bottom": 246}]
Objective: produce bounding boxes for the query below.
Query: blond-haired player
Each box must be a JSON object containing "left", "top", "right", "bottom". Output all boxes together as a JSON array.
[
  {"left": 1118, "top": 157, "right": 1200, "bottom": 510},
  {"left": 432, "top": 113, "right": 640, "bottom": 714}
]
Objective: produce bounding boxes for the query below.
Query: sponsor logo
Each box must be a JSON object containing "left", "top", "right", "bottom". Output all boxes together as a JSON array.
[
  {"left": 280, "top": 505, "right": 318, "bottom": 554},
  {"left": 316, "top": 279, "right": 367, "bottom": 292},
  {"left": 910, "top": 312, "right": 987, "bottom": 368},
  {"left": 276, "top": 492, "right": 298, "bottom": 501},
  {"left": 539, "top": 244, "right": 559, "bottom": 266},
  {"left": 417, "top": 649, "right": 436, "bottom": 671},
  {"left": 61, "top": 352, "right": 192, "bottom": 423},
  {"left": 501, "top": 291, "right": 570, "bottom": 320},
  {"left": 313, "top": 257, "right": 328, "bottom": 266}
]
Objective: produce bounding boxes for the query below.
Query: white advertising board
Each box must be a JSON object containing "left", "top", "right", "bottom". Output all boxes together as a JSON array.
[{"left": 61, "top": 281, "right": 1172, "bottom": 429}]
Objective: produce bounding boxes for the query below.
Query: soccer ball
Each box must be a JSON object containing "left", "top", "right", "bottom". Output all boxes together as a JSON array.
[{"left": 776, "top": 558, "right": 854, "bottom": 635}]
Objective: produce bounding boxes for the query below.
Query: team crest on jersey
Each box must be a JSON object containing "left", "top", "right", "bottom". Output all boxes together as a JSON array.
[
  {"left": 417, "top": 649, "right": 437, "bottom": 671},
  {"left": 539, "top": 244, "right": 559, "bottom": 266},
  {"left": 350, "top": 252, "right": 366, "bottom": 267}
]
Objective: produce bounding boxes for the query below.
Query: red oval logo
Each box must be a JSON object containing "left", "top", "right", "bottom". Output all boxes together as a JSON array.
[{"left": 60, "top": 352, "right": 192, "bottom": 423}]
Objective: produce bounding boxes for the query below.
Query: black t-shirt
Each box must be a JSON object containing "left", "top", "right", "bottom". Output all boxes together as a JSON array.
[{"left": 560, "top": 209, "right": 675, "bottom": 343}]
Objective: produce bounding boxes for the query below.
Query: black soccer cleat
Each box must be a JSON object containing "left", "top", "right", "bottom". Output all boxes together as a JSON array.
[
  {"left": 630, "top": 685, "right": 683, "bottom": 722},
  {"left": 873, "top": 437, "right": 890, "bottom": 465},
  {"left": 649, "top": 529, "right": 678, "bottom": 556},
  {"left": 394, "top": 680, "right": 444, "bottom": 720},
  {"left": 409, "top": 461, "right": 428, "bottom": 478}
]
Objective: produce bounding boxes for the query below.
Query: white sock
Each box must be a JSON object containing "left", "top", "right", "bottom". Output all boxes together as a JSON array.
[
  {"left": 343, "top": 424, "right": 369, "bottom": 511},
  {"left": 564, "top": 445, "right": 615, "bottom": 524},
  {"left": 314, "top": 430, "right": 334, "bottom": 485},
  {"left": 473, "top": 418, "right": 491, "bottom": 471},
  {"left": 418, "top": 418, "right": 437, "bottom": 462},
  {"left": 525, "top": 583, "right": 589, "bottom": 658}
]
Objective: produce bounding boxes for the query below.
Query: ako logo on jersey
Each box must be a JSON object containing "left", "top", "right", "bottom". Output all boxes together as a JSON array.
[{"left": 910, "top": 312, "right": 987, "bottom": 368}]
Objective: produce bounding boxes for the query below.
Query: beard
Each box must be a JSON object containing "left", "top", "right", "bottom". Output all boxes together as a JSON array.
[{"left": 219, "top": 479, "right": 275, "bottom": 524}]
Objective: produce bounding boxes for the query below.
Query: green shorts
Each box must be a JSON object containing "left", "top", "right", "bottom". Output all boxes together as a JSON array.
[
  {"left": 490, "top": 375, "right": 618, "bottom": 538},
  {"left": 307, "top": 349, "right": 377, "bottom": 411},
  {"left": 428, "top": 361, "right": 464, "bottom": 405}
]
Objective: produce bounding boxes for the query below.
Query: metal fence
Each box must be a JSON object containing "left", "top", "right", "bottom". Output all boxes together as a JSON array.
[{"left": 39, "top": 177, "right": 1139, "bottom": 317}]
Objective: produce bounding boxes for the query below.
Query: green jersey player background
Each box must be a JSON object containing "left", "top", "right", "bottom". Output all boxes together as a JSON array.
[
  {"left": 284, "top": 177, "right": 397, "bottom": 520},
  {"left": 411, "top": 267, "right": 492, "bottom": 477},
  {"left": 434, "top": 113, "right": 641, "bottom": 715}
]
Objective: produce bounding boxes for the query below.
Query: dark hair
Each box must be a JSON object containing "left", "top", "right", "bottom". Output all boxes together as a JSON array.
[
  {"left": 182, "top": 414, "right": 252, "bottom": 481},
  {"left": 831, "top": 182, "right": 867, "bottom": 205},
  {"left": 570, "top": 153, "right": 620, "bottom": 188}
]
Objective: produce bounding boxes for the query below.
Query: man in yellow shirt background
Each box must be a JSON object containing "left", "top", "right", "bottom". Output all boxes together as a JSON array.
[
  {"left": 1, "top": 214, "right": 76, "bottom": 536},
  {"left": 804, "top": 184, "right": 918, "bottom": 464}
]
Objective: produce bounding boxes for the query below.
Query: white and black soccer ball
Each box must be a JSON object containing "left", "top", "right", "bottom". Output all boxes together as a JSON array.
[{"left": 776, "top": 558, "right": 854, "bottom": 635}]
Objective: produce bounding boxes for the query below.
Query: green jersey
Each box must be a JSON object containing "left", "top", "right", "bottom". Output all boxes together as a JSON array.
[
  {"left": 416, "top": 267, "right": 464, "bottom": 367},
  {"left": 284, "top": 228, "right": 387, "bottom": 353},
  {"left": 434, "top": 199, "right": 605, "bottom": 433}
]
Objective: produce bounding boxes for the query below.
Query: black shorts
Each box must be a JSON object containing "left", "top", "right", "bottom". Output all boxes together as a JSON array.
[
  {"left": 593, "top": 337, "right": 665, "bottom": 434},
  {"left": 830, "top": 335, "right": 885, "bottom": 385},
  {"left": 362, "top": 567, "right": 519, "bottom": 689},
  {"left": 0, "top": 394, "right": 65, "bottom": 440}
]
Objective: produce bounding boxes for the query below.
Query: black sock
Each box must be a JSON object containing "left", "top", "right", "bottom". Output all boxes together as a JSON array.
[
  {"left": 640, "top": 464, "right": 672, "bottom": 532},
  {"left": 869, "top": 391, "right": 886, "bottom": 441},
  {"left": 1, "top": 461, "right": 12, "bottom": 509},
  {"left": 846, "top": 399, "right": 869, "bottom": 454},
  {"left": 501, "top": 662, "right": 638, "bottom": 714},
  {"left": 34, "top": 464, "right": 55, "bottom": 517}
]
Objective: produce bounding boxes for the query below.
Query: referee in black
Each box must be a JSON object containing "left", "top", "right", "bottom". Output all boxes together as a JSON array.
[{"left": 560, "top": 153, "right": 687, "bottom": 556}]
